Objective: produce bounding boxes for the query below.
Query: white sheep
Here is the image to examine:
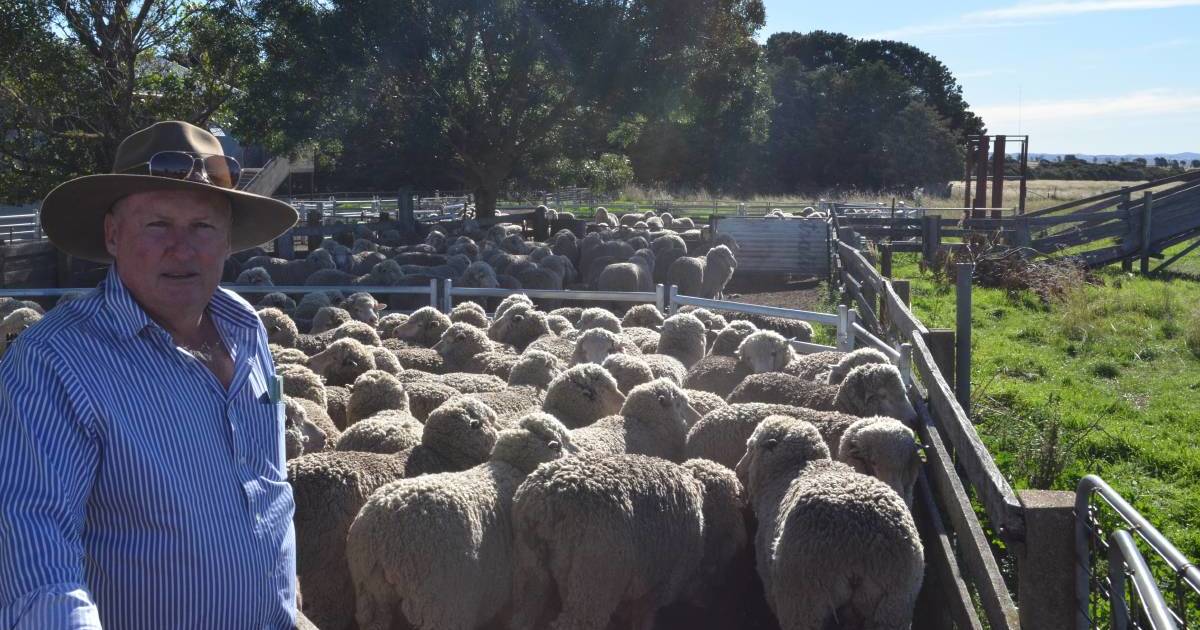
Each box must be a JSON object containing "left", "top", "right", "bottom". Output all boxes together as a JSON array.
[
  {"left": 510, "top": 453, "right": 746, "bottom": 629},
  {"left": 656, "top": 312, "right": 707, "bottom": 369},
  {"left": 346, "top": 413, "right": 576, "bottom": 630},
  {"left": 735, "top": 416, "right": 924, "bottom": 630},
  {"left": 541, "top": 363, "right": 626, "bottom": 429},
  {"left": 569, "top": 378, "right": 700, "bottom": 462},
  {"left": 728, "top": 363, "right": 918, "bottom": 424},
  {"left": 347, "top": 369, "right": 409, "bottom": 425}
]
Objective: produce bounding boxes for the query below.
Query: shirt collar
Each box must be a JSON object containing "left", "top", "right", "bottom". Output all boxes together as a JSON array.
[{"left": 102, "top": 266, "right": 261, "bottom": 339}]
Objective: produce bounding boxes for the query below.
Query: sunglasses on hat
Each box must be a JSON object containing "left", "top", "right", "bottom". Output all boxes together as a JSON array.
[{"left": 123, "top": 151, "right": 242, "bottom": 189}]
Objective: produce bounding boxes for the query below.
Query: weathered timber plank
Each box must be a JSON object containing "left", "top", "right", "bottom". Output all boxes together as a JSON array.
[
  {"left": 1025, "top": 170, "right": 1200, "bottom": 217},
  {"left": 1032, "top": 220, "right": 1130, "bottom": 252},
  {"left": 915, "top": 395, "right": 1021, "bottom": 630},
  {"left": 884, "top": 282, "right": 928, "bottom": 337},
  {"left": 911, "top": 333, "right": 1025, "bottom": 541},
  {"left": 912, "top": 473, "right": 984, "bottom": 630}
]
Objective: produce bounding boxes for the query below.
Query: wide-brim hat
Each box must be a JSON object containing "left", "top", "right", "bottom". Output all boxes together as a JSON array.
[{"left": 40, "top": 120, "right": 298, "bottom": 263}]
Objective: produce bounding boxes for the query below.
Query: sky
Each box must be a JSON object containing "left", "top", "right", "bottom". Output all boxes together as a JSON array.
[{"left": 760, "top": 0, "right": 1200, "bottom": 155}]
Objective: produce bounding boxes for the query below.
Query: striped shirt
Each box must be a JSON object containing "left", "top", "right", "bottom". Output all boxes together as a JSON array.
[{"left": 0, "top": 266, "right": 296, "bottom": 629}]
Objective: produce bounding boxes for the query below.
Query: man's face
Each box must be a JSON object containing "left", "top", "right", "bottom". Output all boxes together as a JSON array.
[{"left": 104, "top": 189, "right": 233, "bottom": 322}]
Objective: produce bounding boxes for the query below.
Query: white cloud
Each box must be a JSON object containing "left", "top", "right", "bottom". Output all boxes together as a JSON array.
[
  {"left": 865, "top": 0, "right": 1200, "bottom": 40},
  {"left": 975, "top": 89, "right": 1200, "bottom": 125}
]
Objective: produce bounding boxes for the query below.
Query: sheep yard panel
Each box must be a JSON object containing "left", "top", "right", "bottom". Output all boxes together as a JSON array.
[{"left": 711, "top": 216, "right": 830, "bottom": 277}]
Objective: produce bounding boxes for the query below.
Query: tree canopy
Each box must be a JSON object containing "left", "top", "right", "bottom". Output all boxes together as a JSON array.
[{"left": 1, "top": 2, "right": 991, "bottom": 207}]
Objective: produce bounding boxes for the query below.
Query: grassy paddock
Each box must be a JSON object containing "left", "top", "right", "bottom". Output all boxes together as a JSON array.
[{"left": 890, "top": 252, "right": 1200, "bottom": 559}]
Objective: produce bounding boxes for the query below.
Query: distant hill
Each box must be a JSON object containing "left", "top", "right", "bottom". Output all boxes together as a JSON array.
[{"left": 1025, "top": 152, "right": 1200, "bottom": 164}]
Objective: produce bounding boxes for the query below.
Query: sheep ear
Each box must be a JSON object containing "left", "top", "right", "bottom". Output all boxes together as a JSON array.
[
  {"left": 764, "top": 438, "right": 778, "bottom": 450},
  {"left": 456, "top": 332, "right": 467, "bottom": 341},
  {"left": 658, "top": 394, "right": 668, "bottom": 406},
  {"left": 548, "top": 440, "right": 561, "bottom": 452}
]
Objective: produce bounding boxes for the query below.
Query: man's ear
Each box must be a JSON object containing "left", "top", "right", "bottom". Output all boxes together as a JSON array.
[{"left": 104, "top": 210, "right": 120, "bottom": 259}]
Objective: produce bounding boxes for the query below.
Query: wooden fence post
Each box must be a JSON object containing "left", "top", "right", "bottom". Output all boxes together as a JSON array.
[
  {"left": 1140, "top": 191, "right": 1154, "bottom": 274},
  {"left": 956, "top": 263, "right": 974, "bottom": 416},
  {"left": 924, "top": 329, "right": 956, "bottom": 391},
  {"left": 1120, "top": 191, "right": 1134, "bottom": 272},
  {"left": 921, "top": 216, "right": 940, "bottom": 264},
  {"left": 1017, "top": 490, "right": 1078, "bottom": 630}
]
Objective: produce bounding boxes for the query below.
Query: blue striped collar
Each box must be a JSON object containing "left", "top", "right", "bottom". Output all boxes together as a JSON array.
[{"left": 102, "top": 265, "right": 260, "bottom": 339}]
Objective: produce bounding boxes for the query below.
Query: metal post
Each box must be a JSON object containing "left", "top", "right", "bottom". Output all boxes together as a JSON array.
[
  {"left": 655, "top": 284, "right": 667, "bottom": 313},
  {"left": 991, "top": 135, "right": 1007, "bottom": 210},
  {"left": 442, "top": 279, "right": 453, "bottom": 313},
  {"left": 1108, "top": 530, "right": 1179, "bottom": 630},
  {"left": 429, "top": 278, "right": 439, "bottom": 310},
  {"left": 956, "top": 263, "right": 973, "bottom": 415},
  {"left": 898, "top": 342, "right": 913, "bottom": 389},
  {"left": 845, "top": 309, "right": 857, "bottom": 350},
  {"left": 836, "top": 304, "right": 851, "bottom": 351},
  {"left": 668, "top": 284, "right": 679, "bottom": 315}
]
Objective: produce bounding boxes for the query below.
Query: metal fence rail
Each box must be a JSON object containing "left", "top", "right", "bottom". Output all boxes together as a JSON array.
[
  {"left": 1076, "top": 474, "right": 1200, "bottom": 629},
  {"left": 1108, "top": 529, "right": 1180, "bottom": 630}
]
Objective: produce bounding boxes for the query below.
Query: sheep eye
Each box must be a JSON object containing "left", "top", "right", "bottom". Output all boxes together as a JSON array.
[
  {"left": 515, "top": 315, "right": 524, "bottom": 322},
  {"left": 469, "top": 419, "right": 482, "bottom": 429},
  {"left": 765, "top": 438, "right": 778, "bottom": 450},
  {"left": 548, "top": 441, "right": 561, "bottom": 451},
  {"left": 658, "top": 394, "right": 668, "bottom": 406}
]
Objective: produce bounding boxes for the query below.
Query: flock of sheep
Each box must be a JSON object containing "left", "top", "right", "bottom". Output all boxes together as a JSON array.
[
  {"left": 268, "top": 286, "right": 925, "bottom": 630},
  {"left": 0, "top": 207, "right": 929, "bottom": 630}
]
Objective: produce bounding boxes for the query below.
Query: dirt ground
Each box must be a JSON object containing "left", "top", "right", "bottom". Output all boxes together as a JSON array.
[{"left": 722, "top": 275, "right": 828, "bottom": 311}]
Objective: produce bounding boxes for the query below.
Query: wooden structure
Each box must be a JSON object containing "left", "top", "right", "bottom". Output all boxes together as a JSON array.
[{"left": 965, "top": 134, "right": 1030, "bottom": 216}]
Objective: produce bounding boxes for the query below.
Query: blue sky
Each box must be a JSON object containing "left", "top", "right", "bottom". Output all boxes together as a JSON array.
[{"left": 761, "top": 0, "right": 1200, "bottom": 155}]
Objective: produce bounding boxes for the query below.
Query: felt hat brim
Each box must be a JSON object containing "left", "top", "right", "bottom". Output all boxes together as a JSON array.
[{"left": 40, "top": 173, "right": 298, "bottom": 263}]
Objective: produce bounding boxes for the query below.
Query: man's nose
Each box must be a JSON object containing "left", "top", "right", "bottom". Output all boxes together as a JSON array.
[{"left": 184, "top": 157, "right": 210, "bottom": 184}]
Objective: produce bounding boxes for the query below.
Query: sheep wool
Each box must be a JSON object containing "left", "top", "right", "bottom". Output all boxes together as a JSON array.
[
  {"left": 656, "top": 313, "right": 707, "bottom": 369},
  {"left": 510, "top": 454, "right": 708, "bottom": 630},
  {"left": 347, "top": 370, "right": 409, "bottom": 425},
  {"left": 735, "top": 416, "right": 923, "bottom": 630},
  {"left": 728, "top": 363, "right": 918, "bottom": 424},
  {"left": 541, "top": 363, "right": 626, "bottom": 429},
  {"left": 569, "top": 378, "right": 700, "bottom": 462},
  {"left": 334, "top": 412, "right": 423, "bottom": 454},
  {"left": 346, "top": 413, "right": 575, "bottom": 630}
]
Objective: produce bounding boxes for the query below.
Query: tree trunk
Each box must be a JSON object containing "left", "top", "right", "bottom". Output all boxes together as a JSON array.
[{"left": 473, "top": 183, "right": 499, "bottom": 219}]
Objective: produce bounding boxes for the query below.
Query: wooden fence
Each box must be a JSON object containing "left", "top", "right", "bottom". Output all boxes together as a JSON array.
[
  {"left": 834, "top": 231, "right": 1033, "bottom": 629},
  {"left": 833, "top": 170, "right": 1200, "bottom": 274}
]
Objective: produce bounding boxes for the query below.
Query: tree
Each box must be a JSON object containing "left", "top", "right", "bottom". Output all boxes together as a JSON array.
[
  {"left": 1191, "top": 159, "right": 1200, "bottom": 168},
  {"left": 0, "top": 0, "right": 258, "bottom": 202},
  {"left": 245, "top": 0, "right": 766, "bottom": 217},
  {"left": 1155, "top": 157, "right": 1169, "bottom": 167}
]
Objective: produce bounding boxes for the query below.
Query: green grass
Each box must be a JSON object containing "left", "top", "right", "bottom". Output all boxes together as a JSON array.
[{"left": 891, "top": 253, "right": 1200, "bottom": 561}]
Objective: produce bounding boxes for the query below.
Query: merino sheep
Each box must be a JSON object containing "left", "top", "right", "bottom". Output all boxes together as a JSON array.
[
  {"left": 657, "top": 312, "right": 707, "bottom": 369},
  {"left": 711, "top": 320, "right": 758, "bottom": 356},
  {"left": 389, "top": 306, "right": 452, "bottom": 347},
  {"left": 438, "top": 372, "right": 507, "bottom": 394},
  {"left": 838, "top": 416, "right": 924, "bottom": 507},
  {"left": 727, "top": 312, "right": 814, "bottom": 343},
  {"left": 488, "top": 302, "right": 550, "bottom": 351},
  {"left": 257, "top": 292, "right": 297, "bottom": 314},
  {"left": 622, "top": 303, "right": 665, "bottom": 329},
  {"left": 576, "top": 307, "right": 622, "bottom": 334},
  {"left": 600, "top": 352, "right": 655, "bottom": 394},
  {"left": 311, "top": 306, "right": 352, "bottom": 334},
  {"left": 278, "top": 363, "right": 327, "bottom": 408},
  {"left": 569, "top": 378, "right": 700, "bottom": 462},
  {"left": 347, "top": 370, "right": 409, "bottom": 425},
  {"left": 785, "top": 347, "right": 891, "bottom": 383},
  {"left": 700, "top": 245, "right": 737, "bottom": 299},
  {"left": 683, "top": 389, "right": 726, "bottom": 420},
  {"left": 307, "top": 338, "right": 377, "bottom": 387},
  {"left": 571, "top": 328, "right": 640, "bottom": 365},
  {"left": 685, "top": 403, "right": 862, "bottom": 470},
  {"left": 342, "top": 292, "right": 385, "bottom": 327},
  {"left": 449, "top": 301, "right": 490, "bottom": 328},
  {"left": 621, "top": 326, "right": 661, "bottom": 354},
  {"left": 737, "top": 330, "right": 796, "bottom": 374},
  {"left": 508, "top": 350, "right": 563, "bottom": 390},
  {"left": 334, "top": 411, "right": 423, "bottom": 454},
  {"left": 541, "top": 363, "right": 626, "bottom": 429},
  {"left": 545, "top": 314, "right": 574, "bottom": 336},
  {"left": 382, "top": 339, "right": 445, "bottom": 374},
  {"left": 510, "top": 453, "right": 744, "bottom": 629},
  {"left": 451, "top": 385, "right": 545, "bottom": 427},
  {"left": 346, "top": 413, "right": 576, "bottom": 630},
  {"left": 728, "top": 363, "right": 918, "bottom": 423},
  {"left": 735, "top": 416, "right": 924, "bottom": 630},
  {"left": 0, "top": 307, "right": 43, "bottom": 353},
  {"left": 640, "top": 352, "right": 689, "bottom": 385},
  {"left": 683, "top": 355, "right": 749, "bottom": 398},
  {"left": 235, "top": 266, "right": 273, "bottom": 285},
  {"left": 433, "top": 322, "right": 519, "bottom": 379}
]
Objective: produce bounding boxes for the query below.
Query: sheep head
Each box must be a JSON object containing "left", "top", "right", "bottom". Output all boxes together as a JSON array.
[
  {"left": 620, "top": 378, "right": 701, "bottom": 428},
  {"left": 257, "top": 307, "right": 298, "bottom": 347},
  {"left": 835, "top": 363, "right": 918, "bottom": 424},
  {"left": 542, "top": 363, "right": 626, "bottom": 428},
  {"left": 711, "top": 320, "right": 758, "bottom": 356},
  {"left": 571, "top": 328, "right": 627, "bottom": 365},
  {"left": 508, "top": 350, "right": 562, "bottom": 390},
  {"left": 422, "top": 398, "right": 500, "bottom": 469},
  {"left": 736, "top": 331, "right": 796, "bottom": 374},
  {"left": 577, "top": 307, "right": 622, "bottom": 334},
  {"left": 491, "top": 412, "right": 577, "bottom": 474},
  {"left": 432, "top": 322, "right": 492, "bottom": 366},
  {"left": 307, "top": 338, "right": 376, "bottom": 387},
  {"left": 838, "top": 416, "right": 924, "bottom": 508},
  {"left": 622, "top": 304, "right": 665, "bottom": 330},
  {"left": 827, "top": 347, "right": 891, "bottom": 385},
  {"left": 390, "top": 306, "right": 451, "bottom": 347},
  {"left": 488, "top": 302, "right": 549, "bottom": 351},
  {"left": 343, "top": 292, "right": 385, "bottom": 327},
  {"left": 735, "top": 415, "right": 830, "bottom": 504}
]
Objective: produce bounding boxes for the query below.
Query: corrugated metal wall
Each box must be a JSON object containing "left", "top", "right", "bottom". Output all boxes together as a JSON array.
[{"left": 713, "top": 217, "right": 830, "bottom": 277}]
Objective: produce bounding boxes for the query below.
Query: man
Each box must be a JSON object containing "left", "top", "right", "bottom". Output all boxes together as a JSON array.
[{"left": 0, "top": 121, "right": 301, "bottom": 628}]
